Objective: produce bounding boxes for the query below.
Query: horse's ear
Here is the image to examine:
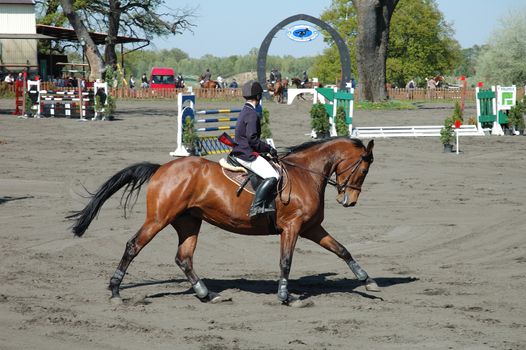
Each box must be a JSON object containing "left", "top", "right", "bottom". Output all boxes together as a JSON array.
[{"left": 366, "top": 140, "right": 374, "bottom": 153}]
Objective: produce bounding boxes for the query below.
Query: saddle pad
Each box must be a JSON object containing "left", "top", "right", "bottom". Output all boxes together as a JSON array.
[{"left": 222, "top": 168, "right": 255, "bottom": 194}]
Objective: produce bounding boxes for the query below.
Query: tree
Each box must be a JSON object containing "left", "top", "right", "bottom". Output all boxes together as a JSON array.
[
  {"left": 312, "top": 0, "right": 358, "bottom": 86},
  {"left": 59, "top": 0, "right": 105, "bottom": 81},
  {"left": 41, "top": 0, "right": 196, "bottom": 78},
  {"left": 352, "top": 0, "right": 399, "bottom": 101},
  {"left": 314, "top": 0, "right": 461, "bottom": 97},
  {"left": 475, "top": 8, "right": 526, "bottom": 85},
  {"left": 387, "top": 0, "right": 461, "bottom": 87}
]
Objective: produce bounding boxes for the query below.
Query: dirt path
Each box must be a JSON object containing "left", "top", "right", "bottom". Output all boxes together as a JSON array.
[{"left": 0, "top": 98, "right": 525, "bottom": 349}]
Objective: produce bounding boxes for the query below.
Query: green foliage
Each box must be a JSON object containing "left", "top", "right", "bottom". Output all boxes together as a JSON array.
[
  {"left": 0, "top": 83, "right": 15, "bottom": 98},
  {"left": 508, "top": 98, "right": 525, "bottom": 130},
  {"left": 310, "top": 103, "right": 330, "bottom": 136},
  {"left": 440, "top": 117, "right": 454, "bottom": 145},
  {"left": 387, "top": 0, "right": 461, "bottom": 87},
  {"left": 440, "top": 101, "right": 463, "bottom": 144},
  {"left": 24, "top": 93, "right": 33, "bottom": 115},
  {"left": 182, "top": 116, "right": 199, "bottom": 152},
  {"left": 313, "top": 0, "right": 461, "bottom": 87},
  {"left": 335, "top": 106, "right": 349, "bottom": 137},
  {"left": 475, "top": 8, "right": 526, "bottom": 85},
  {"left": 121, "top": 48, "right": 315, "bottom": 82},
  {"left": 106, "top": 95, "right": 116, "bottom": 117},
  {"left": 261, "top": 108, "right": 272, "bottom": 139}
]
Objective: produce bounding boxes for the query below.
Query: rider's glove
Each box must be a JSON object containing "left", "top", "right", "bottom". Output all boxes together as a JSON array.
[{"left": 269, "top": 147, "right": 278, "bottom": 158}]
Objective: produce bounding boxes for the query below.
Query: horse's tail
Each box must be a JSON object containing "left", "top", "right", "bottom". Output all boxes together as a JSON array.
[{"left": 66, "top": 162, "right": 161, "bottom": 237}]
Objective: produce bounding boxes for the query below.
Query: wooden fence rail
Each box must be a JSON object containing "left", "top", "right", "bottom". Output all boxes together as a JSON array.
[{"left": 2, "top": 82, "right": 524, "bottom": 103}]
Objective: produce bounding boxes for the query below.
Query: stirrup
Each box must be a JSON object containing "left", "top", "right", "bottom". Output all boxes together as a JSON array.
[{"left": 249, "top": 206, "right": 275, "bottom": 218}]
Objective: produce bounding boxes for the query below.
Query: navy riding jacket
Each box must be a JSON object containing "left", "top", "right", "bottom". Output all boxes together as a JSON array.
[{"left": 231, "top": 102, "right": 271, "bottom": 161}]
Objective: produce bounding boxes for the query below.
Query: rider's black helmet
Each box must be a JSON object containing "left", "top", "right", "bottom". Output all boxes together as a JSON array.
[{"left": 242, "top": 80, "right": 263, "bottom": 100}]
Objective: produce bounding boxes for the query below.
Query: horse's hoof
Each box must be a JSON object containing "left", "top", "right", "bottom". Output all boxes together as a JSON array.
[
  {"left": 365, "top": 278, "right": 380, "bottom": 292},
  {"left": 110, "top": 296, "right": 123, "bottom": 305}
]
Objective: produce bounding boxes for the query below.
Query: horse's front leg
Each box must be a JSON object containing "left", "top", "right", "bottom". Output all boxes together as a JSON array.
[{"left": 301, "top": 225, "right": 380, "bottom": 292}]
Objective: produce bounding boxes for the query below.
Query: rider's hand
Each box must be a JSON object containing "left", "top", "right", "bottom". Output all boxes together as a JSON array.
[{"left": 269, "top": 148, "right": 278, "bottom": 158}]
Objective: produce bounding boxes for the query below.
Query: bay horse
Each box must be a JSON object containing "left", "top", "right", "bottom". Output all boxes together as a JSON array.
[
  {"left": 66, "top": 137, "right": 378, "bottom": 304},
  {"left": 266, "top": 79, "right": 288, "bottom": 103},
  {"left": 291, "top": 77, "right": 321, "bottom": 89},
  {"left": 199, "top": 75, "right": 219, "bottom": 89}
]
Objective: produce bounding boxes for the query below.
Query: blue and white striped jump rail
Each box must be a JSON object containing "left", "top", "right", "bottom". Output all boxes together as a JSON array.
[
  {"left": 170, "top": 92, "right": 241, "bottom": 157},
  {"left": 195, "top": 117, "right": 238, "bottom": 123},
  {"left": 195, "top": 125, "right": 236, "bottom": 132},
  {"left": 195, "top": 108, "right": 241, "bottom": 115}
]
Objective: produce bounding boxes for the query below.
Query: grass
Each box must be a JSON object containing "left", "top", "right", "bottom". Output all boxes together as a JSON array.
[{"left": 356, "top": 100, "right": 417, "bottom": 110}]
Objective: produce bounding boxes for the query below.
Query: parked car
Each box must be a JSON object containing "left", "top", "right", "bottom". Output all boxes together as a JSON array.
[{"left": 150, "top": 67, "right": 175, "bottom": 89}]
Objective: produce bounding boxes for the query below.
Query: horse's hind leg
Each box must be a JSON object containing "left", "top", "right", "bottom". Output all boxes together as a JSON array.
[
  {"left": 108, "top": 220, "right": 166, "bottom": 302},
  {"left": 301, "top": 225, "right": 380, "bottom": 292},
  {"left": 172, "top": 215, "right": 217, "bottom": 302}
]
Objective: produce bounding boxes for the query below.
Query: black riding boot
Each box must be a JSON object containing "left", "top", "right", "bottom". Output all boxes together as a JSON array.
[{"left": 249, "top": 178, "right": 277, "bottom": 218}]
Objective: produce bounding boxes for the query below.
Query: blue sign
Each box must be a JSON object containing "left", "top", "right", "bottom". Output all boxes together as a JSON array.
[{"left": 287, "top": 24, "right": 319, "bottom": 42}]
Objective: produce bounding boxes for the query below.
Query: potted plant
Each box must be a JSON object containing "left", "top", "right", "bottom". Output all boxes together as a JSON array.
[
  {"left": 440, "top": 117, "right": 454, "bottom": 153},
  {"left": 103, "top": 95, "right": 116, "bottom": 121},
  {"left": 335, "top": 105, "right": 349, "bottom": 137},
  {"left": 310, "top": 103, "right": 330, "bottom": 139},
  {"left": 261, "top": 108, "right": 272, "bottom": 138},
  {"left": 508, "top": 99, "right": 525, "bottom": 135},
  {"left": 182, "top": 116, "right": 199, "bottom": 155},
  {"left": 440, "top": 101, "right": 463, "bottom": 152}
]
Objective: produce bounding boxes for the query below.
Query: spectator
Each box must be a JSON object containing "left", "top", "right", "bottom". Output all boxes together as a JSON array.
[
  {"left": 229, "top": 78, "right": 238, "bottom": 88},
  {"left": 405, "top": 79, "right": 415, "bottom": 99},
  {"left": 129, "top": 75, "right": 135, "bottom": 89},
  {"left": 4, "top": 73, "right": 14, "bottom": 84},
  {"left": 17, "top": 72, "right": 24, "bottom": 81},
  {"left": 141, "top": 73, "right": 148, "bottom": 88}
]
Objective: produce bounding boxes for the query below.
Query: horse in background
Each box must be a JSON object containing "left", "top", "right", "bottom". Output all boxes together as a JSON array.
[
  {"left": 427, "top": 75, "right": 445, "bottom": 99},
  {"left": 267, "top": 79, "right": 288, "bottom": 103},
  {"left": 291, "top": 77, "right": 322, "bottom": 89},
  {"left": 199, "top": 75, "right": 219, "bottom": 89}
]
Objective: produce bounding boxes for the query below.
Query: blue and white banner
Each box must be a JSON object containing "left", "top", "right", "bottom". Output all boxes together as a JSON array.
[{"left": 286, "top": 24, "right": 319, "bottom": 42}]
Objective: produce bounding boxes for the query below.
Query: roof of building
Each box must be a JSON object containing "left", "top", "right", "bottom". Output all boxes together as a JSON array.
[
  {"left": 36, "top": 24, "right": 148, "bottom": 45},
  {"left": 0, "top": 0, "right": 34, "bottom": 4}
]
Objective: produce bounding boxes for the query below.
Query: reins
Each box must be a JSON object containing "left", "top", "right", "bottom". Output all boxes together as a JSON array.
[{"left": 277, "top": 156, "right": 364, "bottom": 193}]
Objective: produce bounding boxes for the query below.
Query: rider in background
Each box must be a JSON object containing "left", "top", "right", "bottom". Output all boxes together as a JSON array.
[
  {"left": 269, "top": 69, "right": 276, "bottom": 84},
  {"left": 301, "top": 71, "right": 308, "bottom": 87},
  {"left": 231, "top": 80, "right": 279, "bottom": 218}
]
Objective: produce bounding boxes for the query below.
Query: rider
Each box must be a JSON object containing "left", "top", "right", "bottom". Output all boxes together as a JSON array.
[
  {"left": 231, "top": 80, "right": 279, "bottom": 218},
  {"left": 269, "top": 69, "right": 276, "bottom": 84},
  {"left": 203, "top": 69, "right": 211, "bottom": 82},
  {"left": 275, "top": 69, "right": 282, "bottom": 83},
  {"left": 301, "top": 70, "right": 308, "bottom": 87}
]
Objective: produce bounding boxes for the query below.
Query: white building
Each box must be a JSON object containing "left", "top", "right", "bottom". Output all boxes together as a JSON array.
[{"left": 0, "top": 0, "right": 42, "bottom": 73}]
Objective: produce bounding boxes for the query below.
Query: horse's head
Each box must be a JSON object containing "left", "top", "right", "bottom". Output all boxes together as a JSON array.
[{"left": 334, "top": 140, "right": 374, "bottom": 207}]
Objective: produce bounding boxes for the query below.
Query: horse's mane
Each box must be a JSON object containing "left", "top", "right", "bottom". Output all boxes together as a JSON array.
[{"left": 281, "top": 137, "right": 364, "bottom": 157}]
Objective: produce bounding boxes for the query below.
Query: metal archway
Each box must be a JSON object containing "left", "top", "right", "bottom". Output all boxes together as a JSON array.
[{"left": 257, "top": 14, "right": 351, "bottom": 95}]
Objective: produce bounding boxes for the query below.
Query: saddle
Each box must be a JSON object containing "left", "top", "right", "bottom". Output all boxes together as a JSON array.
[
  {"left": 219, "top": 155, "right": 263, "bottom": 195},
  {"left": 219, "top": 155, "right": 281, "bottom": 234}
]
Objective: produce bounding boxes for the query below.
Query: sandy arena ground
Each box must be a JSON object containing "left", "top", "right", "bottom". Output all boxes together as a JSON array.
[{"left": 0, "top": 97, "right": 525, "bottom": 350}]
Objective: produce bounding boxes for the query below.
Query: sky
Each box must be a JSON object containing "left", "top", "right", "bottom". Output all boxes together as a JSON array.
[{"left": 153, "top": 0, "right": 526, "bottom": 58}]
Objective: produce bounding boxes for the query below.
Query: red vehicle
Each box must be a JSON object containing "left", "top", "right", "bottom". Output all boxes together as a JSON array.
[{"left": 150, "top": 67, "right": 175, "bottom": 89}]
